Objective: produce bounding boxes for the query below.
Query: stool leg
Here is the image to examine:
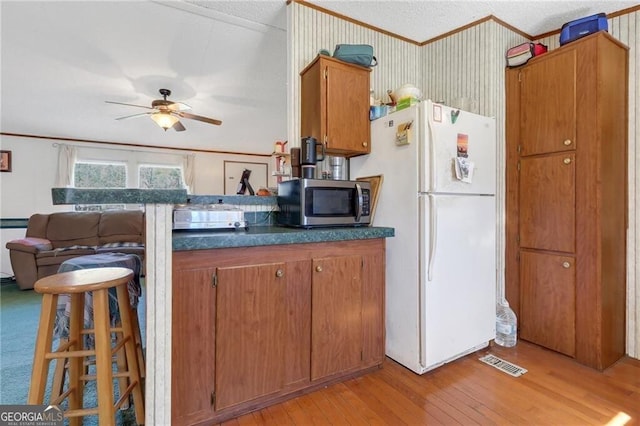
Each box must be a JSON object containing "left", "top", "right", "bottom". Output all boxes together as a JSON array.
[
  {"left": 115, "top": 331, "right": 130, "bottom": 410},
  {"left": 131, "top": 308, "right": 145, "bottom": 379},
  {"left": 67, "top": 293, "right": 85, "bottom": 426},
  {"left": 28, "top": 293, "right": 58, "bottom": 404},
  {"left": 93, "top": 288, "right": 116, "bottom": 426},
  {"left": 116, "top": 284, "right": 145, "bottom": 424},
  {"left": 50, "top": 339, "right": 67, "bottom": 403}
]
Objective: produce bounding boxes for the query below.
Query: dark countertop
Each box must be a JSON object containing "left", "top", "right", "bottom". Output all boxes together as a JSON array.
[
  {"left": 51, "top": 188, "right": 188, "bottom": 205},
  {"left": 172, "top": 225, "right": 394, "bottom": 251},
  {"left": 47, "top": 189, "right": 394, "bottom": 250},
  {"left": 50, "top": 189, "right": 277, "bottom": 206}
]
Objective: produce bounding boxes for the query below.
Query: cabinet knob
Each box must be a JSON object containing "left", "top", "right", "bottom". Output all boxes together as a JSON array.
[
  {"left": 562, "top": 261, "right": 571, "bottom": 269},
  {"left": 563, "top": 139, "right": 572, "bottom": 146},
  {"left": 315, "top": 265, "right": 323, "bottom": 272},
  {"left": 362, "top": 141, "right": 368, "bottom": 147},
  {"left": 275, "top": 269, "right": 284, "bottom": 278},
  {"left": 563, "top": 158, "right": 572, "bottom": 165}
]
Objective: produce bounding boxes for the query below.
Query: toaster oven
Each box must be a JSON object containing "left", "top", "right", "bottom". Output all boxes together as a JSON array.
[{"left": 172, "top": 204, "right": 246, "bottom": 230}]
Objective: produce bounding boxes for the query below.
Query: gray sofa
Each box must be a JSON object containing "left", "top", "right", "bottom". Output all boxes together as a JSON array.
[{"left": 6, "top": 210, "right": 145, "bottom": 290}]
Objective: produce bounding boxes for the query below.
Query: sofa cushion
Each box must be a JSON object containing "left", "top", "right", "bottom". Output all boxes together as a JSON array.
[
  {"left": 47, "top": 212, "right": 101, "bottom": 248},
  {"left": 25, "top": 214, "right": 50, "bottom": 239},
  {"left": 98, "top": 210, "right": 144, "bottom": 244}
]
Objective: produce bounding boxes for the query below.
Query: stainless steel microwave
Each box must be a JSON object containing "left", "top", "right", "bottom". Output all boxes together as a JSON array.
[{"left": 277, "top": 178, "right": 371, "bottom": 228}]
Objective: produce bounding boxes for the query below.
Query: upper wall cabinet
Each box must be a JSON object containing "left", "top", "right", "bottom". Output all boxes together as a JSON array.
[{"left": 300, "top": 55, "right": 371, "bottom": 157}]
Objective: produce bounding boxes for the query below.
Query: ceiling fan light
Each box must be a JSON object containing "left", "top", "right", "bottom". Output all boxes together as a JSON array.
[{"left": 150, "top": 112, "right": 179, "bottom": 130}]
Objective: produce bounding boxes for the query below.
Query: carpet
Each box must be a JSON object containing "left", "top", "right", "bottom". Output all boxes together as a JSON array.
[{"left": 0, "top": 278, "right": 143, "bottom": 425}]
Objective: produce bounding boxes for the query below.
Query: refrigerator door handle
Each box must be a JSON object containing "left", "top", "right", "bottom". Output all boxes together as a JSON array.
[
  {"left": 427, "top": 194, "right": 437, "bottom": 282},
  {"left": 427, "top": 103, "right": 437, "bottom": 192}
]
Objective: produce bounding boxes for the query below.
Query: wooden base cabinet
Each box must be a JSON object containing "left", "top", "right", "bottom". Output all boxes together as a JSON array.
[
  {"left": 172, "top": 239, "right": 385, "bottom": 425},
  {"left": 505, "top": 32, "right": 628, "bottom": 370}
]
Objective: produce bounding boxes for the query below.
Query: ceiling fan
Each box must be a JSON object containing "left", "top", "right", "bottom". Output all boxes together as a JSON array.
[{"left": 106, "top": 88, "right": 222, "bottom": 131}]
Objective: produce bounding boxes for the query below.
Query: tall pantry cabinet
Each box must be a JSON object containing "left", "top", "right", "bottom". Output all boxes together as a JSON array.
[{"left": 505, "top": 32, "right": 628, "bottom": 370}]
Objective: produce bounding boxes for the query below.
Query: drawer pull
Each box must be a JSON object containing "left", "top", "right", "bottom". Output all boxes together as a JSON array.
[
  {"left": 563, "top": 139, "right": 572, "bottom": 146},
  {"left": 562, "top": 261, "right": 571, "bottom": 269},
  {"left": 275, "top": 269, "right": 284, "bottom": 278},
  {"left": 315, "top": 265, "right": 323, "bottom": 272},
  {"left": 563, "top": 158, "right": 572, "bottom": 165}
]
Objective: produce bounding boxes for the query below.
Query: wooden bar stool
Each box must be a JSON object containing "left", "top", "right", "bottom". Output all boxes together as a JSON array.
[
  {"left": 28, "top": 267, "right": 145, "bottom": 426},
  {"left": 49, "top": 253, "right": 146, "bottom": 407}
]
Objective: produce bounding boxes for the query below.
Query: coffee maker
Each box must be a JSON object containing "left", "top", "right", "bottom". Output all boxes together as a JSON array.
[{"left": 299, "top": 136, "right": 325, "bottom": 179}]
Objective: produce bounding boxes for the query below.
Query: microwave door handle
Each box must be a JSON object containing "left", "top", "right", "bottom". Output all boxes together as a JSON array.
[{"left": 354, "top": 183, "right": 363, "bottom": 222}]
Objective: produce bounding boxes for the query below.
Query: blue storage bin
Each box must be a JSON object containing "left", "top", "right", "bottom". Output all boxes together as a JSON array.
[{"left": 560, "top": 13, "right": 608, "bottom": 46}]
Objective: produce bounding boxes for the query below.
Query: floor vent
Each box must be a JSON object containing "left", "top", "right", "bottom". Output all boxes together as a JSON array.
[{"left": 479, "top": 354, "right": 528, "bottom": 377}]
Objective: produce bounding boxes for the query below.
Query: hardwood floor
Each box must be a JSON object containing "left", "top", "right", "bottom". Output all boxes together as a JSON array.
[{"left": 221, "top": 341, "right": 639, "bottom": 425}]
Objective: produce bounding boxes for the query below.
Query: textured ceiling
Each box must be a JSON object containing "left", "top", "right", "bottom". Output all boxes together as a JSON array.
[
  {"left": 191, "top": 0, "right": 639, "bottom": 42},
  {"left": 1, "top": 1, "right": 637, "bottom": 155}
]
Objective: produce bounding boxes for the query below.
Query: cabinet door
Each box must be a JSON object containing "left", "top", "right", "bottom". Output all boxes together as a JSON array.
[
  {"left": 520, "top": 251, "right": 576, "bottom": 357},
  {"left": 519, "top": 153, "right": 575, "bottom": 253},
  {"left": 520, "top": 51, "right": 577, "bottom": 156},
  {"left": 172, "top": 266, "right": 216, "bottom": 426},
  {"left": 311, "top": 255, "right": 363, "bottom": 380},
  {"left": 215, "top": 262, "right": 287, "bottom": 410},
  {"left": 325, "top": 61, "right": 371, "bottom": 156},
  {"left": 361, "top": 249, "right": 385, "bottom": 367}
]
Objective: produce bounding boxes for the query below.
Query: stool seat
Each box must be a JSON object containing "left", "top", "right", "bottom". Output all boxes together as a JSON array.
[
  {"left": 34, "top": 267, "right": 133, "bottom": 294},
  {"left": 29, "top": 267, "right": 144, "bottom": 425}
]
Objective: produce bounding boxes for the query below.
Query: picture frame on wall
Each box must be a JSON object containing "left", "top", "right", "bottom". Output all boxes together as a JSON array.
[
  {"left": 223, "top": 161, "right": 268, "bottom": 195},
  {"left": 0, "top": 150, "right": 12, "bottom": 172}
]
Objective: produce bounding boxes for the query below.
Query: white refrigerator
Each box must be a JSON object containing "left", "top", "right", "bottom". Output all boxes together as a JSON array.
[{"left": 350, "top": 100, "right": 497, "bottom": 374}]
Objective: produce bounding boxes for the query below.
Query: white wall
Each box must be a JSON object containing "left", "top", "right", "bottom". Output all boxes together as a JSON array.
[{"left": 0, "top": 134, "right": 271, "bottom": 276}]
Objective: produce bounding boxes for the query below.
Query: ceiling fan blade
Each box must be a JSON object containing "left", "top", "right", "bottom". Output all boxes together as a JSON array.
[
  {"left": 168, "top": 102, "right": 191, "bottom": 112},
  {"left": 115, "top": 112, "right": 154, "bottom": 120},
  {"left": 172, "top": 120, "right": 186, "bottom": 132},
  {"left": 178, "top": 111, "right": 222, "bottom": 126},
  {"left": 105, "top": 100, "right": 154, "bottom": 110}
]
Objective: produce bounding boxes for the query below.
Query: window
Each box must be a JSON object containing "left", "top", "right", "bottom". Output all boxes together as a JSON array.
[
  {"left": 74, "top": 161, "right": 126, "bottom": 188},
  {"left": 73, "top": 161, "right": 127, "bottom": 211},
  {"left": 139, "top": 165, "right": 184, "bottom": 189}
]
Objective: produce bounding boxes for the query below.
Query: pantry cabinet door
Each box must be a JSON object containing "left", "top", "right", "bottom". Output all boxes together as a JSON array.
[
  {"left": 520, "top": 51, "right": 577, "bottom": 156},
  {"left": 520, "top": 251, "right": 576, "bottom": 357},
  {"left": 519, "top": 153, "right": 575, "bottom": 253}
]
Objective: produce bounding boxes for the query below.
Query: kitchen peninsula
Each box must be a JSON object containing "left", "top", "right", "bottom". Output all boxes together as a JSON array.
[{"left": 51, "top": 188, "right": 394, "bottom": 425}]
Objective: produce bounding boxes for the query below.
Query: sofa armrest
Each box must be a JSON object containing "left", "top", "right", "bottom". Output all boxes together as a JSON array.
[{"left": 6, "top": 237, "right": 53, "bottom": 254}]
